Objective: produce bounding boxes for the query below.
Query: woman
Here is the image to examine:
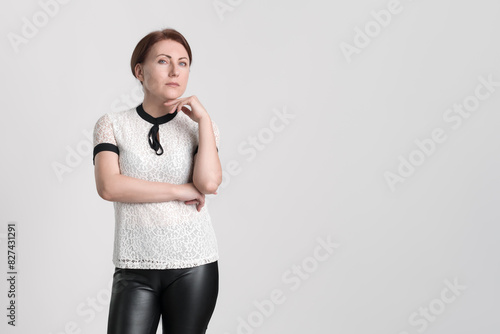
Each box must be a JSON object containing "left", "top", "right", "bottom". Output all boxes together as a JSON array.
[{"left": 92, "top": 28, "right": 222, "bottom": 334}]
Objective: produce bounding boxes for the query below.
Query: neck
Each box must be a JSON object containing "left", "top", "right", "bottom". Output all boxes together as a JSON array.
[{"left": 142, "top": 93, "right": 177, "bottom": 118}]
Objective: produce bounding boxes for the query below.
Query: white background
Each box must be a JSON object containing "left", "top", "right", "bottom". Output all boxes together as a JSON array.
[{"left": 1, "top": 0, "right": 499, "bottom": 333}]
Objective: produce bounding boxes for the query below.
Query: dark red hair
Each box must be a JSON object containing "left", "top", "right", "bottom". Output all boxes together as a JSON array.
[{"left": 130, "top": 28, "right": 192, "bottom": 81}]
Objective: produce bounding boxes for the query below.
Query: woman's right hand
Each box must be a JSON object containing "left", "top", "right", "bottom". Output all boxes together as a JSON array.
[{"left": 176, "top": 183, "right": 206, "bottom": 212}]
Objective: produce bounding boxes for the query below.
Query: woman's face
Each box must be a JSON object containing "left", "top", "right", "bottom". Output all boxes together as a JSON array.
[{"left": 135, "top": 39, "right": 190, "bottom": 103}]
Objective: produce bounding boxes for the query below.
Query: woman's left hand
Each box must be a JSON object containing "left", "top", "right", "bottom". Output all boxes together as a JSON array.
[{"left": 163, "top": 96, "right": 209, "bottom": 123}]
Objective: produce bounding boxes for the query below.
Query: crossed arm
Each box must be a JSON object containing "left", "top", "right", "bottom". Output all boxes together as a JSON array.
[{"left": 94, "top": 116, "right": 221, "bottom": 209}]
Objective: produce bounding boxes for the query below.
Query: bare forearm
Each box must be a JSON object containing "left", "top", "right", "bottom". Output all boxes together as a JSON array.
[
  {"left": 97, "top": 173, "right": 178, "bottom": 203},
  {"left": 193, "top": 116, "right": 222, "bottom": 194}
]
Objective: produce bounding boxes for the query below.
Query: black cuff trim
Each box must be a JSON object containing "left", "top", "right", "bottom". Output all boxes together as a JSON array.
[
  {"left": 93, "top": 143, "right": 119, "bottom": 165},
  {"left": 193, "top": 146, "right": 218, "bottom": 156}
]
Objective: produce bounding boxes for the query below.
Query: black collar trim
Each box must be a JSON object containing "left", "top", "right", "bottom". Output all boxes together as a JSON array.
[{"left": 136, "top": 103, "right": 178, "bottom": 125}]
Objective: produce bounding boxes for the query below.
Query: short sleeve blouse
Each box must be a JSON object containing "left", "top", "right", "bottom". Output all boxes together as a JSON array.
[{"left": 92, "top": 104, "right": 220, "bottom": 269}]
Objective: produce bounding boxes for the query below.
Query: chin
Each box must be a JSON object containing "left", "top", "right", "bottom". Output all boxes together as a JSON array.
[
  {"left": 157, "top": 91, "right": 179, "bottom": 99},
  {"left": 165, "top": 89, "right": 185, "bottom": 99}
]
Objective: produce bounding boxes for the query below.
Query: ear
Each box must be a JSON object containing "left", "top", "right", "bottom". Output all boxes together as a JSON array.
[{"left": 134, "top": 63, "right": 144, "bottom": 83}]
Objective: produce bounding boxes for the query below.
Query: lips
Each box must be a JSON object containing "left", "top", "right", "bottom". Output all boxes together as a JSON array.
[{"left": 166, "top": 82, "right": 179, "bottom": 86}]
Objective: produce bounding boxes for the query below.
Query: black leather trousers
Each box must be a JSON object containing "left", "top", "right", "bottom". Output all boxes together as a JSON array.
[{"left": 107, "top": 261, "right": 219, "bottom": 334}]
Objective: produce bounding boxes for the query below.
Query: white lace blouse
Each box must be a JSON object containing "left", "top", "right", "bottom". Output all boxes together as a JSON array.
[{"left": 92, "top": 104, "right": 220, "bottom": 269}]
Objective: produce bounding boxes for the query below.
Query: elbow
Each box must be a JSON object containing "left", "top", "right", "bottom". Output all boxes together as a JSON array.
[
  {"left": 196, "top": 179, "right": 221, "bottom": 195},
  {"left": 204, "top": 182, "right": 220, "bottom": 195},
  {"left": 97, "top": 183, "right": 115, "bottom": 201},
  {"left": 99, "top": 190, "right": 114, "bottom": 202},
  {"left": 206, "top": 172, "right": 222, "bottom": 194},
  {"left": 193, "top": 171, "right": 223, "bottom": 194}
]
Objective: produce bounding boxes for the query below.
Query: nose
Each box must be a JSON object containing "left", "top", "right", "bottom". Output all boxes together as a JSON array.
[{"left": 168, "top": 63, "right": 180, "bottom": 76}]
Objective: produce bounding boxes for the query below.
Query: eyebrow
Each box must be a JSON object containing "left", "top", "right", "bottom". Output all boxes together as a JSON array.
[{"left": 156, "top": 54, "right": 189, "bottom": 61}]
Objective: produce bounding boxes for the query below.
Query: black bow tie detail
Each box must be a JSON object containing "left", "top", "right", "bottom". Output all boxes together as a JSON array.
[
  {"left": 136, "top": 103, "right": 178, "bottom": 156},
  {"left": 148, "top": 122, "right": 163, "bottom": 155}
]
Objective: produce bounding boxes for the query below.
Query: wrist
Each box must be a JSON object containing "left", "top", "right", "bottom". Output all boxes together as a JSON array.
[
  {"left": 169, "top": 183, "right": 180, "bottom": 201},
  {"left": 198, "top": 114, "right": 211, "bottom": 124}
]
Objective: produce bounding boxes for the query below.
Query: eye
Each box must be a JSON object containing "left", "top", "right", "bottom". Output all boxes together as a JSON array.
[{"left": 158, "top": 59, "right": 167, "bottom": 64}]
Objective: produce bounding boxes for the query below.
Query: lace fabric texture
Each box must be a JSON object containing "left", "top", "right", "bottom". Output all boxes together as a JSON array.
[{"left": 93, "top": 107, "right": 220, "bottom": 269}]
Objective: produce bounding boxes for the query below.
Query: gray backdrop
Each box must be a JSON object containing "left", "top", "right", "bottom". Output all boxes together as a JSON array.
[{"left": 1, "top": 0, "right": 499, "bottom": 333}]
